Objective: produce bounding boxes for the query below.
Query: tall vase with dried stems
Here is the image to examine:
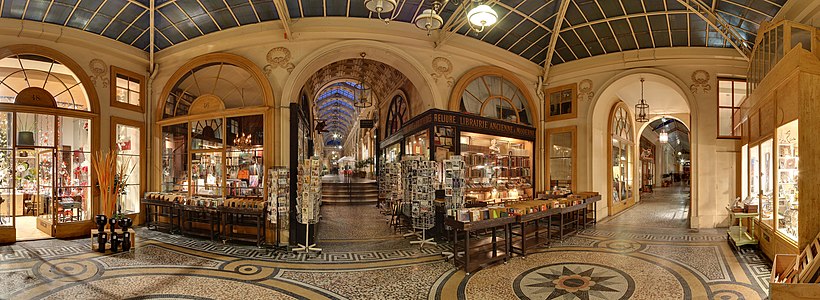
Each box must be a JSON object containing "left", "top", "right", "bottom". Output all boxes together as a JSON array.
[{"left": 91, "top": 150, "right": 133, "bottom": 229}]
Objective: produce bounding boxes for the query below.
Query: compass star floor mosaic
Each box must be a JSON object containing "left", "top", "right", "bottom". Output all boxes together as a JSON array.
[{"left": 0, "top": 192, "right": 772, "bottom": 299}]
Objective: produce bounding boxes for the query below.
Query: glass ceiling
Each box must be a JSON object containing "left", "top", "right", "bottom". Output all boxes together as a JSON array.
[{"left": 0, "top": 0, "right": 785, "bottom": 65}]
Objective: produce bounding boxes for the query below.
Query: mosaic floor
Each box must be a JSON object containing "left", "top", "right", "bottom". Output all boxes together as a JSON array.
[{"left": 1, "top": 188, "right": 772, "bottom": 299}]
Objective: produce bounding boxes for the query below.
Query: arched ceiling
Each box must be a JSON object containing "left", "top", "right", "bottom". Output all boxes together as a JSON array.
[
  {"left": 1, "top": 0, "right": 785, "bottom": 66},
  {"left": 304, "top": 58, "right": 410, "bottom": 145},
  {"left": 645, "top": 117, "right": 690, "bottom": 155}
]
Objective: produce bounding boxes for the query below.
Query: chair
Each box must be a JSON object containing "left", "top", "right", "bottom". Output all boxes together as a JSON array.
[{"left": 23, "top": 194, "right": 35, "bottom": 216}]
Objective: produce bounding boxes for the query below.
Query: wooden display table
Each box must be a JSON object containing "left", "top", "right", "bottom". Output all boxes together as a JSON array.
[
  {"left": 446, "top": 216, "right": 514, "bottom": 274},
  {"left": 509, "top": 208, "right": 560, "bottom": 256},
  {"left": 547, "top": 202, "right": 589, "bottom": 241},
  {"left": 220, "top": 206, "right": 267, "bottom": 247},
  {"left": 142, "top": 199, "right": 181, "bottom": 233},
  {"left": 180, "top": 205, "right": 220, "bottom": 242},
  {"left": 90, "top": 229, "right": 136, "bottom": 252},
  {"left": 583, "top": 195, "right": 602, "bottom": 227},
  {"left": 726, "top": 207, "right": 758, "bottom": 251}
]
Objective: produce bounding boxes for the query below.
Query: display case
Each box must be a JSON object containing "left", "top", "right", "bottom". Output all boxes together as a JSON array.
[{"left": 736, "top": 20, "right": 820, "bottom": 258}]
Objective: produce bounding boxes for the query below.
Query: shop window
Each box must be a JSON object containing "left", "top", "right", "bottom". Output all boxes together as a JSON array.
[
  {"left": 162, "top": 123, "right": 189, "bottom": 193},
  {"left": 458, "top": 74, "right": 532, "bottom": 125},
  {"left": 547, "top": 126, "right": 576, "bottom": 191},
  {"left": 110, "top": 66, "right": 144, "bottom": 112},
  {"left": 112, "top": 118, "right": 143, "bottom": 214},
  {"left": 385, "top": 92, "right": 409, "bottom": 136},
  {"left": 546, "top": 83, "right": 578, "bottom": 121},
  {"left": 610, "top": 103, "right": 634, "bottom": 214},
  {"left": 718, "top": 78, "right": 746, "bottom": 138}
]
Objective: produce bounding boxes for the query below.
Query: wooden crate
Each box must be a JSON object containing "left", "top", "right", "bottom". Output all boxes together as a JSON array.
[{"left": 770, "top": 254, "right": 820, "bottom": 299}]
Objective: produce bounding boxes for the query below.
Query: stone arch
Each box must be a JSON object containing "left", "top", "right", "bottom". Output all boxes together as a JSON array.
[{"left": 587, "top": 68, "right": 698, "bottom": 224}]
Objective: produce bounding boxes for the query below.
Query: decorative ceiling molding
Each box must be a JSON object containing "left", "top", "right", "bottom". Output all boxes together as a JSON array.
[
  {"left": 578, "top": 79, "right": 594, "bottom": 102},
  {"left": 263, "top": 47, "right": 296, "bottom": 75},
  {"left": 88, "top": 59, "right": 108, "bottom": 88},
  {"left": 430, "top": 57, "right": 454, "bottom": 87},
  {"left": 689, "top": 70, "right": 711, "bottom": 95}
]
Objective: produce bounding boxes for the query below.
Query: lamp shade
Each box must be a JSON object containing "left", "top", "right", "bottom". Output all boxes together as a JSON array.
[
  {"left": 17, "top": 131, "right": 34, "bottom": 146},
  {"left": 467, "top": 4, "right": 497, "bottom": 27},
  {"left": 414, "top": 9, "right": 443, "bottom": 30},
  {"left": 364, "top": 0, "right": 397, "bottom": 13}
]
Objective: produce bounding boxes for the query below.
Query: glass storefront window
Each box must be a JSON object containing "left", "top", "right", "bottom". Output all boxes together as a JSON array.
[
  {"left": 610, "top": 104, "right": 634, "bottom": 206},
  {"left": 226, "top": 115, "right": 263, "bottom": 198},
  {"left": 16, "top": 113, "right": 54, "bottom": 147},
  {"left": 115, "top": 123, "right": 141, "bottom": 214},
  {"left": 405, "top": 131, "right": 429, "bottom": 160},
  {"left": 56, "top": 116, "right": 91, "bottom": 222},
  {"left": 549, "top": 130, "right": 574, "bottom": 190},
  {"left": 192, "top": 152, "right": 223, "bottom": 197},
  {"left": 0, "top": 113, "right": 11, "bottom": 226},
  {"left": 191, "top": 118, "right": 223, "bottom": 150},
  {"left": 162, "top": 124, "right": 189, "bottom": 193}
]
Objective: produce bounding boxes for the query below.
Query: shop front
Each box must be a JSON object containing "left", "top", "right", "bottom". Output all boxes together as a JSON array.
[
  {"left": 0, "top": 48, "right": 100, "bottom": 243},
  {"left": 380, "top": 109, "right": 536, "bottom": 204},
  {"left": 148, "top": 53, "right": 276, "bottom": 246}
]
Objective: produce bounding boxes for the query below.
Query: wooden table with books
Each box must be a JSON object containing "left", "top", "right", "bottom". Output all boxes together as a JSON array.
[{"left": 445, "top": 216, "right": 515, "bottom": 275}]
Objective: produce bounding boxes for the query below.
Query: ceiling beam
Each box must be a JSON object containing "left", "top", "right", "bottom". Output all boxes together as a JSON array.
[
  {"left": 541, "top": 0, "right": 571, "bottom": 80},
  {"left": 435, "top": 1, "right": 471, "bottom": 49},
  {"left": 675, "top": 0, "right": 751, "bottom": 60},
  {"left": 272, "top": 0, "right": 294, "bottom": 39}
]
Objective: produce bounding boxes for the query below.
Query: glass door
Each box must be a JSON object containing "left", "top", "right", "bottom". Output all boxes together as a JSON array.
[
  {"left": 0, "top": 112, "right": 12, "bottom": 234},
  {"left": 37, "top": 149, "right": 56, "bottom": 226}
]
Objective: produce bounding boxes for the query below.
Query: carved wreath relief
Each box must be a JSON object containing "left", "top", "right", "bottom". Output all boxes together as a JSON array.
[
  {"left": 689, "top": 70, "right": 711, "bottom": 94},
  {"left": 263, "top": 47, "right": 296, "bottom": 75},
  {"left": 89, "top": 59, "right": 108, "bottom": 88},
  {"left": 430, "top": 57, "right": 454, "bottom": 86},
  {"left": 578, "top": 79, "right": 594, "bottom": 101}
]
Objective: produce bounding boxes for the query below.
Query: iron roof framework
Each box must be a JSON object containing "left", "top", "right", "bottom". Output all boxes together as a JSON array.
[{"left": 0, "top": 0, "right": 785, "bottom": 66}]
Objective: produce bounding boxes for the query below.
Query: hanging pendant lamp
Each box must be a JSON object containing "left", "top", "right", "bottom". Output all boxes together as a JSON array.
[
  {"left": 353, "top": 53, "right": 373, "bottom": 108},
  {"left": 635, "top": 78, "right": 650, "bottom": 123}
]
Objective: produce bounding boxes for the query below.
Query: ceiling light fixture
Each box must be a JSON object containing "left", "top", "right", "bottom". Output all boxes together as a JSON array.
[
  {"left": 414, "top": 1, "right": 444, "bottom": 35},
  {"left": 659, "top": 131, "right": 668, "bottom": 143},
  {"left": 467, "top": 2, "right": 497, "bottom": 32},
  {"left": 635, "top": 78, "right": 650, "bottom": 123},
  {"left": 353, "top": 52, "right": 373, "bottom": 108},
  {"left": 364, "top": 0, "right": 399, "bottom": 23}
]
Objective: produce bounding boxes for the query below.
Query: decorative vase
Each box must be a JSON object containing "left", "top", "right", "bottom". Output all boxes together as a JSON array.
[
  {"left": 110, "top": 233, "right": 120, "bottom": 252},
  {"left": 121, "top": 232, "right": 131, "bottom": 251},
  {"left": 117, "top": 217, "right": 133, "bottom": 232},
  {"left": 94, "top": 215, "right": 107, "bottom": 232},
  {"left": 108, "top": 217, "right": 117, "bottom": 233},
  {"left": 17, "top": 132, "right": 34, "bottom": 146},
  {"left": 97, "top": 232, "right": 108, "bottom": 253}
]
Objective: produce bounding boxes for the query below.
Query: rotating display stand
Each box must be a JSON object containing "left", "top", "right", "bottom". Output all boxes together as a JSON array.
[
  {"left": 267, "top": 167, "right": 290, "bottom": 248},
  {"left": 293, "top": 157, "right": 322, "bottom": 254},
  {"left": 402, "top": 156, "right": 437, "bottom": 248}
]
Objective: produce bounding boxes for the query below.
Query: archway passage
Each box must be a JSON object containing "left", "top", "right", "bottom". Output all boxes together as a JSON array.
[
  {"left": 607, "top": 117, "right": 691, "bottom": 228},
  {"left": 302, "top": 57, "right": 418, "bottom": 250}
]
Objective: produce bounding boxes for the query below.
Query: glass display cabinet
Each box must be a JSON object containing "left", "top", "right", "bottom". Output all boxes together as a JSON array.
[{"left": 737, "top": 20, "right": 819, "bottom": 257}]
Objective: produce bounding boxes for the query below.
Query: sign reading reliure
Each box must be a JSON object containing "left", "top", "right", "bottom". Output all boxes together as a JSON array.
[{"left": 381, "top": 109, "right": 536, "bottom": 147}]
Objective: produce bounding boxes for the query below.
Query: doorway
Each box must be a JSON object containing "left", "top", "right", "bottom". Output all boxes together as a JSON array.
[{"left": 608, "top": 117, "right": 691, "bottom": 228}]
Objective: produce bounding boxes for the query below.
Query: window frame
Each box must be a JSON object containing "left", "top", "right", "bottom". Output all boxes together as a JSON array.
[
  {"left": 717, "top": 77, "right": 745, "bottom": 139},
  {"left": 545, "top": 83, "right": 578, "bottom": 122},
  {"left": 110, "top": 66, "right": 146, "bottom": 113},
  {"left": 110, "top": 116, "right": 145, "bottom": 214}
]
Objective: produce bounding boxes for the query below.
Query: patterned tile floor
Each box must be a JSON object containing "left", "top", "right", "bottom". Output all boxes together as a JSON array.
[{"left": 1, "top": 187, "right": 772, "bottom": 299}]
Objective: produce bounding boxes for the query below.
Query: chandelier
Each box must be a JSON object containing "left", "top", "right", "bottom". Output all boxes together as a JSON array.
[
  {"left": 353, "top": 53, "right": 373, "bottom": 108},
  {"left": 635, "top": 78, "right": 650, "bottom": 123},
  {"left": 233, "top": 132, "right": 254, "bottom": 151},
  {"left": 363, "top": 0, "right": 496, "bottom": 35}
]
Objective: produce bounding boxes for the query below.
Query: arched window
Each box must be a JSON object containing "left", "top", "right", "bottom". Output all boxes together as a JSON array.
[
  {"left": 385, "top": 92, "right": 409, "bottom": 136},
  {"left": 609, "top": 102, "right": 635, "bottom": 214},
  {"left": 0, "top": 54, "right": 91, "bottom": 111},
  {"left": 162, "top": 62, "right": 264, "bottom": 119},
  {"left": 457, "top": 74, "right": 531, "bottom": 125}
]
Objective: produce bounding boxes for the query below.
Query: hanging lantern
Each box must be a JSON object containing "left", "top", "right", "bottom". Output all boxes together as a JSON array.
[
  {"left": 635, "top": 78, "right": 650, "bottom": 123},
  {"left": 659, "top": 131, "right": 668, "bottom": 143},
  {"left": 414, "top": 1, "right": 444, "bottom": 35},
  {"left": 354, "top": 53, "right": 373, "bottom": 108}
]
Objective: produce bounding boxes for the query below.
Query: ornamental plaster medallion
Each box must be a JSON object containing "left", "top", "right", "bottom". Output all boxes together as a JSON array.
[
  {"left": 579, "top": 79, "right": 595, "bottom": 101},
  {"left": 430, "top": 57, "right": 454, "bottom": 86},
  {"left": 263, "top": 47, "right": 296, "bottom": 75},
  {"left": 513, "top": 263, "right": 634, "bottom": 300},
  {"left": 689, "top": 70, "right": 711, "bottom": 94},
  {"left": 88, "top": 59, "right": 108, "bottom": 88}
]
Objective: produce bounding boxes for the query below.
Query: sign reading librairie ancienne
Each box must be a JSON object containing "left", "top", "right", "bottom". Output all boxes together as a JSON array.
[{"left": 381, "top": 109, "right": 536, "bottom": 147}]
